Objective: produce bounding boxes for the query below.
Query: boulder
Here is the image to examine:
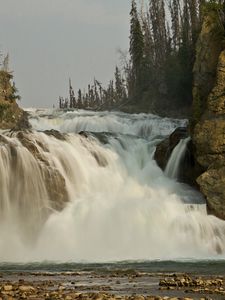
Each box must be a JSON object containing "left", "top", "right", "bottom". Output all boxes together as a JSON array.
[
  {"left": 44, "top": 129, "right": 66, "bottom": 141},
  {"left": 154, "top": 127, "right": 202, "bottom": 186},
  {"left": 197, "top": 159, "right": 225, "bottom": 220},
  {"left": 154, "top": 127, "right": 188, "bottom": 170}
]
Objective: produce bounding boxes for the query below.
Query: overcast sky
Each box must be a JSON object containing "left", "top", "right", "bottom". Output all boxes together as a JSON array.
[{"left": 0, "top": 0, "right": 131, "bottom": 107}]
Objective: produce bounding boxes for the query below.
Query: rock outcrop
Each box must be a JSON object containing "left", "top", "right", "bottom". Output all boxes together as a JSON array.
[
  {"left": 154, "top": 127, "right": 202, "bottom": 187},
  {"left": 154, "top": 127, "right": 188, "bottom": 170},
  {"left": 191, "top": 9, "right": 225, "bottom": 220},
  {"left": 0, "top": 70, "right": 29, "bottom": 130},
  {"left": 154, "top": 8, "right": 225, "bottom": 219},
  {"left": 0, "top": 130, "right": 69, "bottom": 238},
  {"left": 15, "top": 131, "right": 69, "bottom": 211},
  {"left": 0, "top": 99, "right": 29, "bottom": 130}
]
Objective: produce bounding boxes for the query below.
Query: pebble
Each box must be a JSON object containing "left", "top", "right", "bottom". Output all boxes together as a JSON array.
[
  {"left": 3, "top": 285, "right": 13, "bottom": 291},
  {"left": 0, "top": 273, "right": 223, "bottom": 300},
  {"left": 19, "top": 285, "right": 36, "bottom": 292}
]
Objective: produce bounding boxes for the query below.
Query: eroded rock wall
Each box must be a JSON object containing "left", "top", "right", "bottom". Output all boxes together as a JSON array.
[{"left": 192, "top": 10, "right": 225, "bottom": 220}]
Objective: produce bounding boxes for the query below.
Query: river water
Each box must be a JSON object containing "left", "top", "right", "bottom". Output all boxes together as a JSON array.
[{"left": 0, "top": 109, "right": 225, "bottom": 271}]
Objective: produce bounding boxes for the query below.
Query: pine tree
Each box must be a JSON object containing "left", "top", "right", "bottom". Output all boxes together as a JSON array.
[
  {"left": 114, "top": 66, "right": 126, "bottom": 103},
  {"left": 129, "top": 0, "right": 144, "bottom": 100},
  {"left": 169, "top": 0, "right": 181, "bottom": 49},
  {"left": 188, "top": 0, "right": 199, "bottom": 44},
  {"left": 77, "top": 89, "right": 82, "bottom": 109}
]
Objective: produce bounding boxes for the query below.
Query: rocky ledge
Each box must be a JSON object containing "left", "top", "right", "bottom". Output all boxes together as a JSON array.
[
  {"left": 0, "top": 130, "right": 69, "bottom": 222},
  {"left": 154, "top": 127, "right": 202, "bottom": 187}
]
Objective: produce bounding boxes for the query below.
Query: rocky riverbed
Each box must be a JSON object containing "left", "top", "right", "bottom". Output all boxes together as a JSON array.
[{"left": 0, "top": 271, "right": 224, "bottom": 300}]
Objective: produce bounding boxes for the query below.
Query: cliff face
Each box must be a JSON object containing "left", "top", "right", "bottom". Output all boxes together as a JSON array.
[
  {"left": 192, "top": 9, "right": 225, "bottom": 220},
  {"left": 192, "top": 11, "right": 225, "bottom": 127}
]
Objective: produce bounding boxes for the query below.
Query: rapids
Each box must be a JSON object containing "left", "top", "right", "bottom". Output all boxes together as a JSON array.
[{"left": 0, "top": 109, "right": 225, "bottom": 262}]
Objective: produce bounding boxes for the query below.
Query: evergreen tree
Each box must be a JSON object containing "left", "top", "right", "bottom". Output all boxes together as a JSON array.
[
  {"left": 169, "top": 0, "right": 181, "bottom": 49},
  {"left": 58, "top": 0, "right": 210, "bottom": 114},
  {"left": 114, "top": 66, "right": 127, "bottom": 103},
  {"left": 77, "top": 89, "right": 82, "bottom": 109},
  {"left": 129, "top": 0, "right": 144, "bottom": 100}
]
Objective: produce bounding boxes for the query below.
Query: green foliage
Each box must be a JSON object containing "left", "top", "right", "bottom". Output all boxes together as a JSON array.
[
  {"left": 202, "top": 0, "right": 223, "bottom": 13},
  {"left": 0, "top": 101, "right": 10, "bottom": 120},
  {"left": 129, "top": 0, "right": 144, "bottom": 101},
  {"left": 60, "top": 0, "right": 225, "bottom": 114},
  {"left": 0, "top": 70, "right": 20, "bottom": 102}
]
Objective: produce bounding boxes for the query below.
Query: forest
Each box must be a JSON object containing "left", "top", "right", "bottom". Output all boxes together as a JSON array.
[{"left": 59, "top": 0, "right": 225, "bottom": 116}]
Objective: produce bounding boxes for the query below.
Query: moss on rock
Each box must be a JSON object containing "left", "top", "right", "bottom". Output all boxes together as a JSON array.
[{"left": 0, "top": 70, "right": 29, "bottom": 129}]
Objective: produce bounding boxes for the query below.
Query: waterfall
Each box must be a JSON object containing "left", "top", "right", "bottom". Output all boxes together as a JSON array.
[
  {"left": 0, "top": 109, "right": 225, "bottom": 262},
  {"left": 165, "top": 137, "right": 191, "bottom": 179}
]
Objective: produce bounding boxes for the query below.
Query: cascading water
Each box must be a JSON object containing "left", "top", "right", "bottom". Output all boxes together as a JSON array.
[
  {"left": 165, "top": 137, "right": 191, "bottom": 179},
  {"left": 0, "top": 109, "right": 225, "bottom": 262}
]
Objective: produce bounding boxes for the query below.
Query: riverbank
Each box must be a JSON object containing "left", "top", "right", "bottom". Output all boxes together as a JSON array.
[{"left": 0, "top": 270, "right": 224, "bottom": 300}]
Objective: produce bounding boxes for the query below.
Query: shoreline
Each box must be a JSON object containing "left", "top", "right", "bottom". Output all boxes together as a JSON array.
[{"left": 0, "top": 271, "right": 224, "bottom": 300}]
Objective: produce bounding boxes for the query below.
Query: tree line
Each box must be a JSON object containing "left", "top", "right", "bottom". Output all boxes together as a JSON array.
[
  {"left": 59, "top": 70, "right": 127, "bottom": 110},
  {"left": 59, "top": 0, "right": 224, "bottom": 114}
]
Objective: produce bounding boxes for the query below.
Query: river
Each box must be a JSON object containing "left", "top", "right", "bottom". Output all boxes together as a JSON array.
[{"left": 0, "top": 109, "right": 225, "bottom": 268}]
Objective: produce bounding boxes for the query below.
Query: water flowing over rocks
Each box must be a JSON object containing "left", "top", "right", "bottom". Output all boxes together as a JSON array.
[
  {"left": 13, "top": 131, "right": 69, "bottom": 212},
  {"left": 0, "top": 109, "right": 225, "bottom": 261},
  {"left": 154, "top": 127, "right": 188, "bottom": 170},
  {"left": 44, "top": 129, "right": 67, "bottom": 141},
  {"left": 154, "top": 128, "right": 202, "bottom": 187},
  {"left": 0, "top": 130, "right": 69, "bottom": 237}
]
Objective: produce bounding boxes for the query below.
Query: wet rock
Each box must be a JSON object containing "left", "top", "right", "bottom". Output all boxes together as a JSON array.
[
  {"left": 154, "top": 128, "right": 201, "bottom": 186},
  {"left": 44, "top": 129, "right": 66, "bottom": 141},
  {"left": 91, "top": 151, "right": 108, "bottom": 167},
  {"left": 0, "top": 130, "right": 70, "bottom": 237},
  {"left": 16, "top": 131, "right": 69, "bottom": 211},
  {"left": 154, "top": 127, "right": 188, "bottom": 170}
]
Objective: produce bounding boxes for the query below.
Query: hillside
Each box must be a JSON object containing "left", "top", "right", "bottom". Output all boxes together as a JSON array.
[{"left": 0, "top": 69, "right": 29, "bottom": 130}]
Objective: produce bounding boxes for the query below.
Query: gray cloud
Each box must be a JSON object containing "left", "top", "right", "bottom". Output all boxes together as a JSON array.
[{"left": 0, "top": 0, "right": 130, "bottom": 107}]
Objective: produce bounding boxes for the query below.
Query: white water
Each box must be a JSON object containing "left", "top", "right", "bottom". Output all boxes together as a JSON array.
[
  {"left": 0, "top": 109, "right": 225, "bottom": 262},
  {"left": 165, "top": 137, "right": 191, "bottom": 179}
]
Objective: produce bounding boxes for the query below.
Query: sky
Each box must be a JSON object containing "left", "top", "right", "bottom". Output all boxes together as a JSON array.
[{"left": 0, "top": 0, "right": 131, "bottom": 108}]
